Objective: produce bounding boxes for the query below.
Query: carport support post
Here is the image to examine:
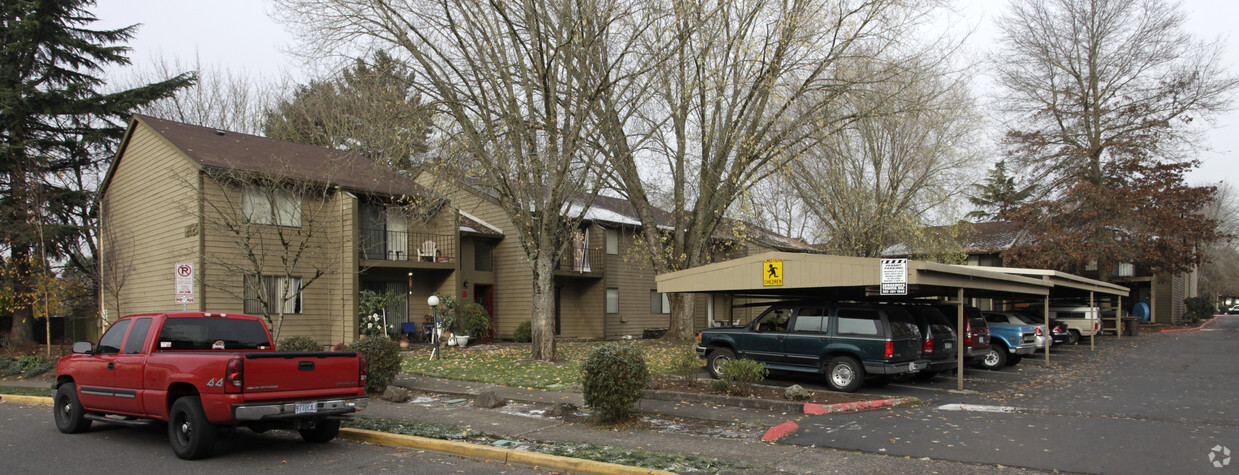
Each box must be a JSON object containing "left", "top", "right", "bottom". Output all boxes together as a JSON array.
[
  {"left": 1117, "top": 296, "right": 1123, "bottom": 339},
  {"left": 1090, "top": 292, "right": 1096, "bottom": 351},
  {"left": 1044, "top": 296, "right": 1051, "bottom": 365},
  {"left": 957, "top": 288, "right": 965, "bottom": 392}
]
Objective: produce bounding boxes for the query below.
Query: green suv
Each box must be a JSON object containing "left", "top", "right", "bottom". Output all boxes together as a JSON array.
[{"left": 696, "top": 302, "right": 927, "bottom": 392}]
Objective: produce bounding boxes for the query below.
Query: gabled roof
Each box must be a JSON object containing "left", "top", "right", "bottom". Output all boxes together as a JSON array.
[
  {"left": 459, "top": 211, "right": 504, "bottom": 238},
  {"left": 102, "top": 115, "right": 432, "bottom": 198}
]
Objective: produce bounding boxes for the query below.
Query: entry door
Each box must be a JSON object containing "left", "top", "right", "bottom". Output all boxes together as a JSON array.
[{"left": 386, "top": 208, "right": 408, "bottom": 260}]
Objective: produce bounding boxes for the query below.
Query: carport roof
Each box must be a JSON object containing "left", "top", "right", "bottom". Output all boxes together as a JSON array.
[
  {"left": 961, "top": 266, "right": 1129, "bottom": 299},
  {"left": 656, "top": 252, "right": 1056, "bottom": 299}
]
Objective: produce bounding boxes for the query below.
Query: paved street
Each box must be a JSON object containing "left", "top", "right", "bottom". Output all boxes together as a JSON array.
[
  {"left": 0, "top": 400, "right": 545, "bottom": 474},
  {"left": 777, "top": 316, "right": 1239, "bottom": 473}
]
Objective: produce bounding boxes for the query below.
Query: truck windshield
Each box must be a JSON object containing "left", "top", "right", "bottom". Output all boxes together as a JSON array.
[{"left": 157, "top": 318, "right": 272, "bottom": 350}]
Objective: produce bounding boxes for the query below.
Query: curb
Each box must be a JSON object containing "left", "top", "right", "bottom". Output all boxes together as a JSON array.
[
  {"left": 340, "top": 429, "right": 674, "bottom": 474},
  {"left": 762, "top": 396, "right": 921, "bottom": 442},
  {"left": 1160, "top": 314, "right": 1225, "bottom": 333},
  {"left": 803, "top": 396, "right": 920, "bottom": 415},
  {"left": 0, "top": 395, "right": 52, "bottom": 405}
]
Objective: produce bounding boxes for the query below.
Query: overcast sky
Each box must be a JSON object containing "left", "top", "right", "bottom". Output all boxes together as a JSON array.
[{"left": 91, "top": 0, "right": 1238, "bottom": 186}]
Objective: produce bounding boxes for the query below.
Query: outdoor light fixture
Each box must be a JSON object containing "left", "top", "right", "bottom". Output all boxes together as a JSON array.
[{"left": 428, "top": 295, "right": 441, "bottom": 360}]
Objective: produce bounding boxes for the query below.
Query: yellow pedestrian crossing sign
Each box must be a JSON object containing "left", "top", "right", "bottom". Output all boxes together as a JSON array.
[{"left": 763, "top": 259, "right": 783, "bottom": 286}]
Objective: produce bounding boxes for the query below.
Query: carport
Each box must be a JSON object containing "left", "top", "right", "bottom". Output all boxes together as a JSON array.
[
  {"left": 657, "top": 252, "right": 1126, "bottom": 391},
  {"left": 969, "top": 267, "right": 1131, "bottom": 351}
]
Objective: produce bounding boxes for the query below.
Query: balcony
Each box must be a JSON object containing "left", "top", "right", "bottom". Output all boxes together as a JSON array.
[
  {"left": 360, "top": 229, "right": 456, "bottom": 266},
  {"left": 556, "top": 247, "right": 603, "bottom": 277}
]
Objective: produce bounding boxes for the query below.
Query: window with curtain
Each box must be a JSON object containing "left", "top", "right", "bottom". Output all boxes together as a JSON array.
[
  {"left": 244, "top": 275, "right": 303, "bottom": 314},
  {"left": 242, "top": 184, "right": 302, "bottom": 227}
]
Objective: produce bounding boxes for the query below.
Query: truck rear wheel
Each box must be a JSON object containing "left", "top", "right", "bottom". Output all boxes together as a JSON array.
[
  {"left": 1067, "top": 330, "right": 1081, "bottom": 345},
  {"left": 825, "top": 356, "right": 864, "bottom": 392},
  {"left": 300, "top": 419, "right": 341, "bottom": 443},
  {"left": 979, "top": 345, "right": 1007, "bottom": 370},
  {"left": 169, "top": 396, "right": 217, "bottom": 460},
  {"left": 52, "top": 382, "right": 91, "bottom": 434}
]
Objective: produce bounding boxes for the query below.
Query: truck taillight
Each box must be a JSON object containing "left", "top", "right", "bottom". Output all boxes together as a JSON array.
[
  {"left": 358, "top": 357, "right": 368, "bottom": 386},
  {"left": 225, "top": 358, "right": 243, "bottom": 393},
  {"left": 885, "top": 341, "right": 894, "bottom": 359},
  {"left": 922, "top": 337, "right": 934, "bottom": 353}
]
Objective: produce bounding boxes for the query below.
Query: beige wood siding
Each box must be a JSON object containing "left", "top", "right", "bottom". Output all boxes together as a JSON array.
[{"left": 101, "top": 124, "right": 202, "bottom": 320}]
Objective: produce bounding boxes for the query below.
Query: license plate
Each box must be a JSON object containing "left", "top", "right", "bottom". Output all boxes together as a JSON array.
[
  {"left": 944, "top": 342, "right": 953, "bottom": 350},
  {"left": 295, "top": 402, "right": 317, "bottom": 414},
  {"left": 909, "top": 362, "right": 924, "bottom": 372}
]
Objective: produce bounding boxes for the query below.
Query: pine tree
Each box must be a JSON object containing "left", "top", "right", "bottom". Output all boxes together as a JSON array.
[
  {"left": 1, "top": 0, "right": 193, "bottom": 345},
  {"left": 966, "top": 160, "right": 1033, "bottom": 222}
]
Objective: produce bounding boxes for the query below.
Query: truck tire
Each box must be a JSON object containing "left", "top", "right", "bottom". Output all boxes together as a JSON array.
[
  {"left": 705, "top": 348, "right": 735, "bottom": 379},
  {"left": 52, "top": 382, "right": 91, "bottom": 434},
  {"left": 825, "top": 356, "right": 864, "bottom": 393},
  {"left": 169, "top": 396, "right": 217, "bottom": 460},
  {"left": 1067, "top": 330, "right": 1081, "bottom": 345},
  {"left": 300, "top": 419, "right": 341, "bottom": 443},
  {"left": 979, "top": 345, "right": 1007, "bottom": 370}
]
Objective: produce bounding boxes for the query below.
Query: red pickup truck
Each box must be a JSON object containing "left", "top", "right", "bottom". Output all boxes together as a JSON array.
[{"left": 52, "top": 312, "right": 369, "bottom": 459}]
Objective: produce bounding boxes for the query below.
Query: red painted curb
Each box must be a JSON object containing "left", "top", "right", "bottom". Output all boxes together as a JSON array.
[
  {"left": 803, "top": 397, "right": 914, "bottom": 415},
  {"left": 761, "top": 421, "right": 800, "bottom": 442},
  {"left": 1160, "top": 314, "right": 1225, "bottom": 333}
]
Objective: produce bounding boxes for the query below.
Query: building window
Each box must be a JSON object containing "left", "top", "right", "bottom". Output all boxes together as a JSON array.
[
  {"left": 649, "top": 290, "right": 670, "bottom": 314},
  {"left": 244, "top": 275, "right": 303, "bottom": 314},
  {"left": 606, "top": 288, "right": 620, "bottom": 314},
  {"left": 1117, "top": 262, "right": 1134, "bottom": 277},
  {"left": 474, "top": 241, "right": 493, "bottom": 272},
  {"left": 242, "top": 184, "right": 301, "bottom": 227},
  {"left": 605, "top": 229, "right": 619, "bottom": 255}
]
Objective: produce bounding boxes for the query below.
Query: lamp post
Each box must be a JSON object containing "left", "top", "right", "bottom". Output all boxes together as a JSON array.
[{"left": 428, "top": 295, "right": 441, "bottom": 361}]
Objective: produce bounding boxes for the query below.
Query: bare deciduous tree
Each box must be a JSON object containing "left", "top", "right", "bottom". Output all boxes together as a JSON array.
[
  {"left": 784, "top": 59, "right": 982, "bottom": 260},
  {"left": 598, "top": 0, "right": 953, "bottom": 339},
  {"left": 995, "top": 0, "right": 1238, "bottom": 188},
  {"left": 120, "top": 56, "right": 278, "bottom": 135},
  {"left": 181, "top": 162, "right": 344, "bottom": 342},
  {"left": 273, "top": 0, "right": 625, "bottom": 360}
]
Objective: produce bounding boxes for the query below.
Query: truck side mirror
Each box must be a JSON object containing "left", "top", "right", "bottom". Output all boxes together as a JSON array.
[{"left": 72, "top": 341, "right": 94, "bottom": 354}]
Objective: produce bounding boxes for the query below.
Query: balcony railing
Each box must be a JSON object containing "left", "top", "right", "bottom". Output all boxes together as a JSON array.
[
  {"left": 361, "top": 229, "right": 456, "bottom": 263},
  {"left": 557, "top": 247, "right": 603, "bottom": 274}
]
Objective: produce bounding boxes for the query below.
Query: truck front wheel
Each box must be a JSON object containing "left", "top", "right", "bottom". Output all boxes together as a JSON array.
[
  {"left": 705, "top": 348, "right": 735, "bottom": 379},
  {"left": 300, "top": 419, "right": 341, "bottom": 443},
  {"left": 52, "top": 382, "right": 91, "bottom": 434},
  {"left": 169, "top": 396, "right": 217, "bottom": 460}
]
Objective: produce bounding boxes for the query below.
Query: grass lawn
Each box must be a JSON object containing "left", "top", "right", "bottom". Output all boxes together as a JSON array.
[{"left": 401, "top": 339, "right": 696, "bottom": 389}]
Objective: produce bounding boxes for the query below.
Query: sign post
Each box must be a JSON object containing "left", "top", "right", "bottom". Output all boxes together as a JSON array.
[
  {"left": 175, "top": 263, "right": 195, "bottom": 311},
  {"left": 880, "top": 258, "right": 907, "bottom": 296}
]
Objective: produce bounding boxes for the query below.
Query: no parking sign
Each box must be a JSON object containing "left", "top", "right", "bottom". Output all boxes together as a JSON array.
[{"left": 175, "top": 263, "right": 195, "bottom": 304}]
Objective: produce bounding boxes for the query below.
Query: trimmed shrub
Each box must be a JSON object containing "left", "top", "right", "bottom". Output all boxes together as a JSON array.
[
  {"left": 513, "top": 321, "right": 532, "bottom": 343},
  {"left": 718, "top": 358, "right": 767, "bottom": 395},
  {"left": 17, "top": 355, "right": 47, "bottom": 371},
  {"left": 668, "top": 344, "right": 702, "bottom": 385},
  {"left": 277, "top": 335, "right": 322, "bottom": 352},
  {"left": 23, "top": 361, "right": 54, "bottom": 378},
  {"left": 460, "top": 302, "right": 492, "bottom": 338},
  {"left": 1184, "top": 296, "right": 1217, "bottom": 323},
  {"left": 0, "top": 359, "right": 21, "bottom": 377},
  {"left": 581, "top": 343, "right": 649, "bottom": 423},
  {"left": 345, "top": 337, "right": 402, "bottom": 394}
]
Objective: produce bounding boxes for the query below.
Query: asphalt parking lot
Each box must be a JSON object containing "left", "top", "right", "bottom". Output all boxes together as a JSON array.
[{"left": 770, "top": 317, "right": 1239, "bottom": 473}]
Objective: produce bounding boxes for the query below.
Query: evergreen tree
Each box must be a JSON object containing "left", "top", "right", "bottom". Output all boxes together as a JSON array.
[
  {"left": 1, "top": 0, "right": 193, "bottom": 345},
  {"left": 966, "top": 160, "right": 1033, "bottom": 222}
]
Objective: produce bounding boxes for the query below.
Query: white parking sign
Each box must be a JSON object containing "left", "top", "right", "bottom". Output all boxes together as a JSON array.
[{"left": 175, "top": 263, "right": 195, "bottom": 303}]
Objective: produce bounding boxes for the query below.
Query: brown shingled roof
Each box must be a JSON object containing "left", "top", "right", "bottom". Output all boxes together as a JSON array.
[{"left": 129, "top": 115, "right": 430, "bottom": 198}]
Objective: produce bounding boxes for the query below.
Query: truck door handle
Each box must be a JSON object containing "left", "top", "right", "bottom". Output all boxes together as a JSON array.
[
  {"left": 108, "top": 362, "right": 115, "bottom": 370},
  {"left": 298, "top": 361, "right": 315, "bottom": 371}
]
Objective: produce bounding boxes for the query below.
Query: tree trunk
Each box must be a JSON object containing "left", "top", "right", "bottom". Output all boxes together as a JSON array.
[
  {"left": 8, "top": 244, "right": 35, "bottom": 346},
  {"left": 666, "top": 292, "right": 696, "bottom": 341},
  {"left": 529, "top": 254, "right": 557, "bottom": 361}
]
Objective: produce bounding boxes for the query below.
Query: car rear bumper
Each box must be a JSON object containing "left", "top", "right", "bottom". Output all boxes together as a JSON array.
[
  {"left": 864, "top": 359, "right": 930, "bottom": 375},
  {"left": 232, "top": 396, "right": 368, "bottom": 421}
]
